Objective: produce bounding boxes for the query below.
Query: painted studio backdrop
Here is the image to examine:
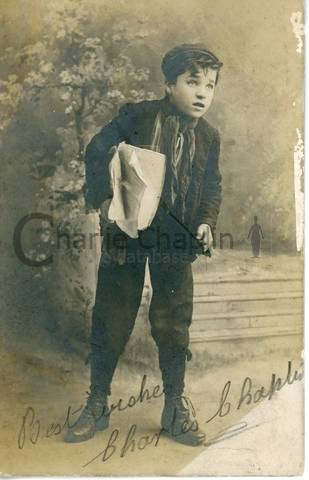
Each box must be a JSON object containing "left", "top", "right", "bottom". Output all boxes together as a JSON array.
[{"left": 0, "top": 0, "right": 304, "bottom": 476}]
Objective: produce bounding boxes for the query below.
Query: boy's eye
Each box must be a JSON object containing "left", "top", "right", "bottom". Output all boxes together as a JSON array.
[
  {"left": 207, "top": 84, "right": 214, "bottom": 90},
  {"left": 187, "top": 80, "right": 198, "bottom": 86}
]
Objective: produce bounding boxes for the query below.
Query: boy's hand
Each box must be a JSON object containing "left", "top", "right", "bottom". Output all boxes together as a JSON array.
[
  {"left": 196, "top": 224, "right": 213, "bottom": 253},
  {"left": 99, "top": 198, "right": 113, "bottom": 222}
]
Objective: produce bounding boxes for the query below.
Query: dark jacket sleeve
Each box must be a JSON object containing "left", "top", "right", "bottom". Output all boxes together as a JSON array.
[
  {"left": 196, "top": 128, "right": 222, "bottom": 232},
  {"left": 84, "top": 103, "right": 135, "bottom": 211}
]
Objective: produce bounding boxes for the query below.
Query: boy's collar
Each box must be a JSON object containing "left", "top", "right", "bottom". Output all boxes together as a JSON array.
[{"left": 160, "top": 95, "right": 198, "bottom": 131}]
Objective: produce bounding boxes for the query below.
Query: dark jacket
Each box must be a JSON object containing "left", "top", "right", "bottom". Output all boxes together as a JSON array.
[{"left": 84, "top": 97, "right": 222, "bottom": 235}]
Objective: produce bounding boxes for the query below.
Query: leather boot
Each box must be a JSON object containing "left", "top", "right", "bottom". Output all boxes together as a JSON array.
[
  {"left": 64, "top": 389, "right": 110, "bottom": 443},
  {"left": 159, "top": 345, "right": 205, "bottom": 446},
  {"left": 161, "top": 394, "right": 205, "bottom": 446}
]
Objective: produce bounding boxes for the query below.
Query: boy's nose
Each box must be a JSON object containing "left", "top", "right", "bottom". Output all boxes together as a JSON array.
[{"left": 196, "top": 90, "right": 207, "bottom": 99}]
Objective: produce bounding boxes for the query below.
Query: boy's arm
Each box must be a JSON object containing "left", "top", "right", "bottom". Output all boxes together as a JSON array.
[
  {"left": 196, "top": 128, "right": 222, "bottom": 237},
  {"left": 84, "top": 104, "right": 135, "bottom": 212}
]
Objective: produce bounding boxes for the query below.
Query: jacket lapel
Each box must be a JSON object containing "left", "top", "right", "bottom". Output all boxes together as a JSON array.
[{"left": 192, "top": 121, "right": 213, "bottom": 176}]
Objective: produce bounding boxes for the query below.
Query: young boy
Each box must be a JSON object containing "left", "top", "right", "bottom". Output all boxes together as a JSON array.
[{"left": 65, "top": 43, "right": 223, "bottom": 446}]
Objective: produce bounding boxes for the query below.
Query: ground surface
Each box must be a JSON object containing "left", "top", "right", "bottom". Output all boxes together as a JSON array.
[
  {"left": 0, "top": 249, "right": 304, "bottom": 475},
  {"left": 0, "top": 345, "right": 303, "bottom": 476}
]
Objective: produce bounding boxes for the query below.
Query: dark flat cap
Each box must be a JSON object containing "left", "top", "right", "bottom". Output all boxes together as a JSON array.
[{"left": 161, "top": 43, "right": 223, "bottom": 81}]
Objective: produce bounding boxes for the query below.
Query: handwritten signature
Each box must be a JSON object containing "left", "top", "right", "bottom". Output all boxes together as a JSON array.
[
  {"left": 17, "top": 359, "right": 304, "bottom": 467},
  {"left": 81, "top": 359, "right": 304, "bottom": 467},
  {"left": 17, "top": 404, "right": 83, "bottom": 449},
  {"left": 83, "top": 396, "right": 199, "bottom": 467},
  {"left": 83, "top": 423, "right": 164, "bottom": 466},
  {"left": 205, "top": 359, "right": 304, "bottom": 423},
  {"left": 17, "top": 373, "right": 162, "bottom": 450}
]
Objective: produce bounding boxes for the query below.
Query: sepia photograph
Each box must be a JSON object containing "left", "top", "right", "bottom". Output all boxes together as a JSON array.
[{"left": 0, "top": 0, "right": 304, "bottom": 476}]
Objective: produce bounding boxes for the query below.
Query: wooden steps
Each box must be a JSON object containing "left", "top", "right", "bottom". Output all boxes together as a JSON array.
[{"left": 190, "top": 274, "right": 303, "bottom": 341}]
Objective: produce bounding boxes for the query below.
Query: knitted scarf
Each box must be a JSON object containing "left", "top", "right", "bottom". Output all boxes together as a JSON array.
[{"left": 150, "top": 97, "right": 198, "bottom": 221}]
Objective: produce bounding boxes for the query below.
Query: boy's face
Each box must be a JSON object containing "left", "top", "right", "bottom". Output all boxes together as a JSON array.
[{"left": 167, "top": 67, "right": 217, "bottom": 119}]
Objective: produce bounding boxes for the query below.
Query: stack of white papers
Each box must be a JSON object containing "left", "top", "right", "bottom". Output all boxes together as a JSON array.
[{"left": 107, "top": 142, "right": 166, "bottom": 238}]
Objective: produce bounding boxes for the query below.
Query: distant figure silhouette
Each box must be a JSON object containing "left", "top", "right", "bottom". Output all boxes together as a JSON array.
[{"left": 248, "top": 216, "right": 264, "bottom": 257}]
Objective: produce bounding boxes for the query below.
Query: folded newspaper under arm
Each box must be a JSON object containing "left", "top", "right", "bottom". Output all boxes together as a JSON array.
[{"left": 107, "top": 142, "right": 166, "bottom": 238}]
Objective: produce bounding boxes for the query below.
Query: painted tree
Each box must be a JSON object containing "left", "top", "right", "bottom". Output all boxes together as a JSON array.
[
  {"left": 0, "top": 0, "right": 156, "bottom": 346},
  {"left": 2, "top": 2, "right": 153, "bottom": 213}
]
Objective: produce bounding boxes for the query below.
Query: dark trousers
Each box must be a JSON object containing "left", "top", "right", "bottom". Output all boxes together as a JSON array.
[{"left": 89, "top": 215, "right": 196, "bottom": 396}]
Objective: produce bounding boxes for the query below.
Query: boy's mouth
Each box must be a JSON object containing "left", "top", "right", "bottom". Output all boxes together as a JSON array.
[{"left": 193, "top": 102, "right": 205, "bottom": 109}]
